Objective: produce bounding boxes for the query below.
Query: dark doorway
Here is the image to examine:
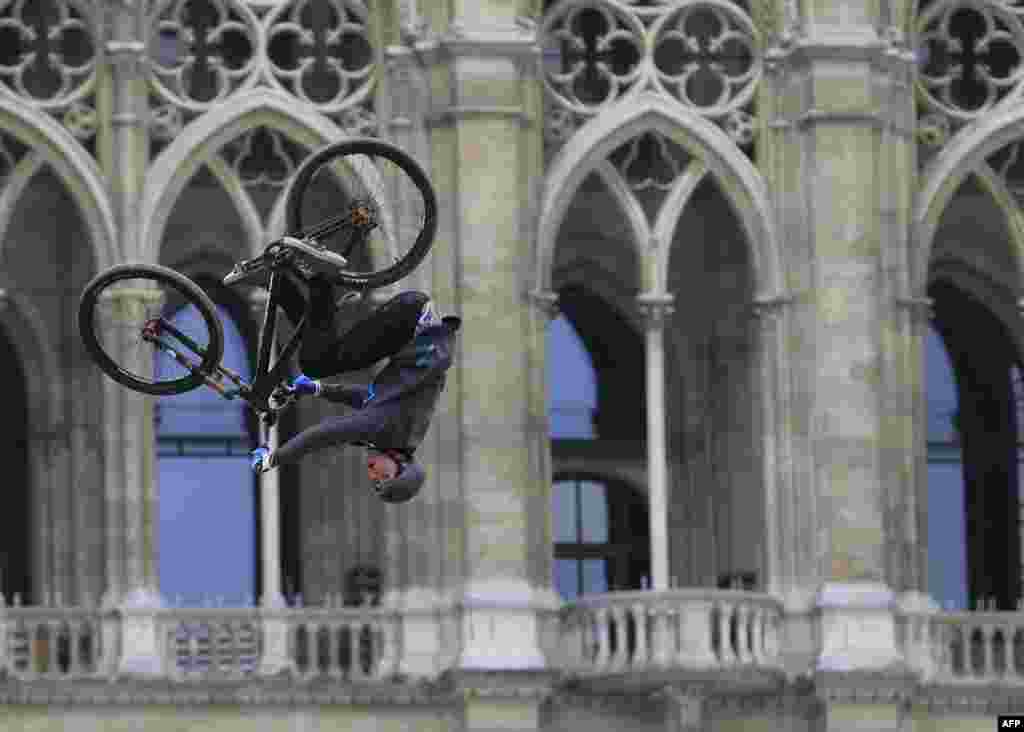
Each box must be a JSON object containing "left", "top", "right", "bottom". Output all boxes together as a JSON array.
[
  {"left": 0, "top": 325, "right": 30, "bottom": 601},
  {"left": 930, "top": 280, "right": 1022, "bottom": 610}
]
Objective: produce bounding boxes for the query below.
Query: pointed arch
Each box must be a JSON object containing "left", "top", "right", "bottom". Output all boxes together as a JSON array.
[
  {"left": 537, "top": 92, "right": 782, "bottom": 298},
  {"left": 915, "top": 105, "right": 1024, "bottom": 296},
  {"left": 139, "top": 88, "right": 350, "bottom": 265},
  {"left": 0, "top": 93, "right": 117, "bottom": 273},
  {"left": 0, "top": 292, "right": 63, "bottom": 436}
]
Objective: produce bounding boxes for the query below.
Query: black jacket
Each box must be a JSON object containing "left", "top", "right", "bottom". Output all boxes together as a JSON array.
[{"left": 318, "top": 316, "right": 460, "bottom": 452}]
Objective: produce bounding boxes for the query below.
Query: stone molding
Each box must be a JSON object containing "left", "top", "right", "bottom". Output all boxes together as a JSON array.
[{"left": 0, "top": 678, "right": 459, "bottom": 706}]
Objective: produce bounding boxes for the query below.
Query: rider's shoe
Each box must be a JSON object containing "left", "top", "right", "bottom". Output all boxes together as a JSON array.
[{"left": 278, "top": 236, "right": 349, "bottom": 278}]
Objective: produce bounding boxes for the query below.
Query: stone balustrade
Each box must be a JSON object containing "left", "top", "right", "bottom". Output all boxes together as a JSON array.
[
  {"left": 928, "top": 611, "right": 1024, "bottom": 683},
  {"left": 0, "top": 596, "right": 399, "bottom": 682},
  {"left": 10, "top": 591, "right": 1024, "bottom": 692},
  {"left": 0, "top": 598, "right": 105, "bottom": 679},
  {"left": 558, "top": 589, "right": 784, "bottom": 683}
]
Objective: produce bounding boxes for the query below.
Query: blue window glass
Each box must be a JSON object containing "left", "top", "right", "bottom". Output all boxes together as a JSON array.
[
  {"left": 547, "top": 314, "right": 596, "bottom": 439},
  {"left": 926, "top": 325, "right": 967, "bottom": 611},
  {"left": 156, "top": 304, "right": 255, "bottom": 607}
]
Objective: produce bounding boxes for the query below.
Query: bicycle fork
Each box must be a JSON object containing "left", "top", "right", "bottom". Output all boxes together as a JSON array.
[{"left": 141, "top": 318, "right": 250, "bottom": 399}]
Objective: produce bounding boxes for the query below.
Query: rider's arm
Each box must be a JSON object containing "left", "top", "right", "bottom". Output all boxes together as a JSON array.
[{"left": 318, "top": 382, "right": 371, "bottom": 409}]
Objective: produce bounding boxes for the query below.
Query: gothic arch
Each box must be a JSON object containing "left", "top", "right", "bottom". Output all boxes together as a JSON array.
[
  {"left": 537, "top": 92, "right": 782, "bottom": 299},
  {"left": 139, "top": 87, "right": 355, "bottom": 265},
  {"left": 0, "top": 93, "right": 117, "bottom": 273},
  {"left": 915, "top": 105, "right": 1024, "bottom": 296},
  {"left": 0, "top": 292, "right": 63, "bottom": 438}
]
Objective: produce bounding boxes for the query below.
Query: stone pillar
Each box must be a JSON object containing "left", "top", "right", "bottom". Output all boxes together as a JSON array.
[
  {"left": 98, "top": 287, "right": 165, "bottom": 676},
  {"left": 247, "top": 290, "right": 294, "bottom": 675},
  {"left": 751, "top": 295, "right": 794, "bottom": 598},
  {"left": 102, "top": 0, "right": 165, "bottom": 675},
  {"left": 637, "top": 293, "right": 674, "bottom": 592},
  {"left": 759, "top": 0, "right": 918, "bottom": 690},
  {"left": 421, "top": 6, "right": 557, "bottom": 672}
]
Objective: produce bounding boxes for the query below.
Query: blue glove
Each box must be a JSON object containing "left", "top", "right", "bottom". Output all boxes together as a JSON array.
[
  {"left": 251, "top": 446, "right": 274, "bottom": 474},
  {"left": 288, "top": 374, "right": 321, "bottom": 396}
]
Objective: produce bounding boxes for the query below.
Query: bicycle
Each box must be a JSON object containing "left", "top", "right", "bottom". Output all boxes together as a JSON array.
[{"left": 78, "top": 137, "right": 437, "bottom": 427}]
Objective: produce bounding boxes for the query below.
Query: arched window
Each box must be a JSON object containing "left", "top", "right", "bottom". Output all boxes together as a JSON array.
[
  {"left": 0, "top": 325, "right": 29, "bottom": 602},
  {"left": 553, "top": 476, "right": 649, "bottom": 600},
  {"left": 548, "top": 300, "right": 650, "bottom": 600},
  {"left": 547, "top": 314, "right": 596, "bottom": 439},
  {"left": 927, "top": 280, "right": 1023, "bottom": 610},
  {"left": 156, "top": 301, "right": 256, "bottom": 607},
  {"left": 926, "top": 324, "right": 967, "bottom": 610}
]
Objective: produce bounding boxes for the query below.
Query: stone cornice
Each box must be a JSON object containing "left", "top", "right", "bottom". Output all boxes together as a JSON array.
[{"left": 0, "top": 677, "right": 459, "bottom": 706}]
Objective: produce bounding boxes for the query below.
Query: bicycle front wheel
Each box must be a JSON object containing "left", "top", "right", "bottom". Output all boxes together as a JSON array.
[
  {"left": 78, "top": 263, "right": 225, "bottom": 396},
  {"left": 286, "top": 137, "right": 437, "bottom": 290}
]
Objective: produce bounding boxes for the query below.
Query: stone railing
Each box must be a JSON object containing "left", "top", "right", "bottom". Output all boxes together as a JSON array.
[
  {"left": 0, "top": 599, "right": 107, "bottom": 680},
  {"left": 927, "top": 611, "right": 1024, "bottom": 684},
  {"left": 0, "top": 597, "right": 399, "bottom": 682},
  {"left": 558, "top": 589, "right": 784, "bottom": 680}
]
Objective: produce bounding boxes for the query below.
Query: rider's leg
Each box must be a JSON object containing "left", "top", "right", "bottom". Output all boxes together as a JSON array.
[
  {"left": 270, "top": 404, "right": 396, "bottom": 467},
  {"left": 273, "top": 270, "right": 338, "bottom": 330},
  {"left": 299, "top": 291, "right": 429, "bottom": 378}
]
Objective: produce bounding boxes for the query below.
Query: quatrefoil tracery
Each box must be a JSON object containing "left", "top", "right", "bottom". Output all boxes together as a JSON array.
[
  {"left": 916, "top": 0, "right": 1024, "bottom": 124},
  {"left": 540, "top": 0, "right": 761, "bottom": 150},
  {"left": 541, "top": 0, "right": 761, "bottom": 118},
  {"left": 0, "top": 0, "right": 96, "bottom": 109},
  {"left": 147, "top": 0, "right": 374, "bottom": 115}
]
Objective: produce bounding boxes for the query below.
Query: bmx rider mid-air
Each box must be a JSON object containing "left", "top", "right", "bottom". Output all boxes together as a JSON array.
[{"left": 249, "top": 263, "right": 460, "bottom": 504}]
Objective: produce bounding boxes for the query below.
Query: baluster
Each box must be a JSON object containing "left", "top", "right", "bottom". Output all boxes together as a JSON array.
[
  {"left": 749, "top": 606, "right": 764, "bottom": 665},
  {"left": 376, "top": 614, "right": 397, "bottom": 678},
  {"left": 633, "top": 602, "right": 650, "bottom": 668},
  {"left": 68, "top": 621, "right": 82, "bottom": 677},
  {"left": 228, "top": 621, "right": 242, "bottom": 677},
  {"left": 609, "top": 605, "right": 628, "bottom": 670},
  {"left": 46, "top": 620, "right": 59, "bottom": 678},
  {"left": 327, "top": 621, "right": 342, "bottom": 680},
  {"left": 717, "top": 602, "right": 734, "bottom": 666},
  {"left": 733, "top": 604, "right": 750, "bottom": 664},
  {"left": 351, "top": 621, "right": 365, "bottom": 680},
  {"left": 594, "top": 607, "right": 611, "bottom": 671}
]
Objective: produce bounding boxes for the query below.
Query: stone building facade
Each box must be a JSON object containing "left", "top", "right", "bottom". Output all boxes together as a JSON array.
[{"left": 0, "top": 0, "right": 1023, "bottom": 729}]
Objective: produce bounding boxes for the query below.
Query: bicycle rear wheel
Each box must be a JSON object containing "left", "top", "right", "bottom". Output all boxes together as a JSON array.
[
  {"left": 78, "top": 263, "right": 225, "bottom": 396},
  {"left": 286, "top": 137, "right": 437, "bottom": 290}
]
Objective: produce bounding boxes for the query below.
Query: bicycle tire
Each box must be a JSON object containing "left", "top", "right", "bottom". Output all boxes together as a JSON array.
[
  {"left": 78, "top": 263, "right": 225, "bottom": 396},
  {"left": 286, "top": 137, "right": 437, "bottom": 290}
]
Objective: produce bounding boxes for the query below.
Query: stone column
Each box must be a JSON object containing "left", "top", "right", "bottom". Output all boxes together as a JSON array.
[
  {"left": 247, "top": 290, "right": 293, "bottom": 674},
  {"left": 759, "top": 0, "right": 918, "bottom": 685},
  {"left": 637, "top": 293, "right": 674, "bottom": 592},
  {"left": 420, "top": 7, "right": 557, "bottom": 675},
  {"left": 98, "top": 286, "right": 165, "bottom": 676},
  {"left": 751, "top": 295, "right": 794, "bottom": 598}
]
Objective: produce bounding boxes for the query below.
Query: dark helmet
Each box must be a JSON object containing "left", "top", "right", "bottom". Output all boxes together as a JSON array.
[{"left": 372, "top": 459, "right": 425, "bottom": 503}]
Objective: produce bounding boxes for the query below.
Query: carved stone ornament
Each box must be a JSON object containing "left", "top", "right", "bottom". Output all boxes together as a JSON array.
[
  {"left": 146, "top": 0, "right": 375, "bottom": 116},
  {"left": 539, "top": 0, "right": 762, "bottom": 121}
]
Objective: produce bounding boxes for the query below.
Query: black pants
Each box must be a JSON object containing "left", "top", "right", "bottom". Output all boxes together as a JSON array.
[
  {"left": 275, "top": 272, "right": 428, "bottom": 378},
  {"left": 272, "top": 401, "right": 404, "bottom": 466}
]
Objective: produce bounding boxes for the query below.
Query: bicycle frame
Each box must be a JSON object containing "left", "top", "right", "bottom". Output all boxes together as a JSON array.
[{"left": 143, "top": 263, "right": 308, "bottom": 427}]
